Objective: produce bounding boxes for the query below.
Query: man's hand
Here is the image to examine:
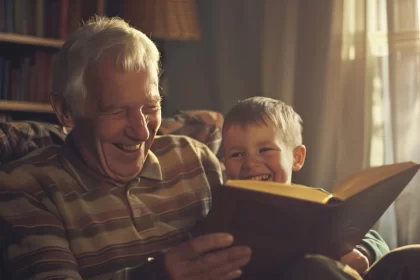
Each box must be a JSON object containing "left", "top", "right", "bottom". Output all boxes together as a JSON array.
[
  {"left": 164, "top": 233, "right": 252, "bottom": 280},
  {"left": 340, "top": 248, "right": 369, "bottom": 275}
]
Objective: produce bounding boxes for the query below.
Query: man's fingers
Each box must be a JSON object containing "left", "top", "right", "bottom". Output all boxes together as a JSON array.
[
  {"left": 176, "top": 233, "right": 235, "bottom": 259},
  {"left": 205, "top": 254, "right": 250, "bottom": 280},
  {"left": 189, "top": 245, "right": 251, "bottom": 276},
  {"left": 220, "top": 269, "right": 243, "bottom": 280},
  {"left": 164, "top": 234, "right": 251, "bottom": 280}
]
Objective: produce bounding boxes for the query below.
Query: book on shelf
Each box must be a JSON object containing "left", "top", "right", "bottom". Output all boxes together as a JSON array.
[
  {"left": 192, "top": 161, "right": 420, "bottom": 276},
  {"left": 0, "top": 0, "right": 131, "bottom": 105},
  {"left": 0, "top": 51, "right": 54, "bottom": 104},
  {"left": 1, "top": 0, "right": 125, "bottom": 40}
]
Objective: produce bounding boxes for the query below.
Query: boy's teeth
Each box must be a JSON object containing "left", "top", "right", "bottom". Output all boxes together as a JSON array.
[
  {"left": 250, "top": 175, "right": 270, "bottom": 181},
  {"left": 116, "top": 144, "right": 140, "bottom": 151}
]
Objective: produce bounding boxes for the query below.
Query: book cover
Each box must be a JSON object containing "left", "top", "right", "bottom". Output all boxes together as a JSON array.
[{"left": 192, "top": 162, "right": 420, "bottom": 276}]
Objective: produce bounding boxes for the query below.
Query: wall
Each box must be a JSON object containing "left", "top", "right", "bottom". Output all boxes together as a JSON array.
[{"left": 162, "top": 0, "right": 264, "bottom": 116}]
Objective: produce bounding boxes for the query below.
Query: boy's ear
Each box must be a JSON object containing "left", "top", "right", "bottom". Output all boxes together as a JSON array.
[
  {"left": 292, "top": 145, "right": 306, "bottom": 171},
  {"left": 50, "top": 92, "right": 75, "bottom": 129}
]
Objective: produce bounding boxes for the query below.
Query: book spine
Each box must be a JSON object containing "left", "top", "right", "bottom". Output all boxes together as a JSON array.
[
  {"left": 5, "top": 0, "right": 14, "bottom": 33},
  {"left": 35, "top": 0, "right": 45, "bottom": 37},
  {"left": 58, "top": 0, "right": 69, "bottom": 40}
]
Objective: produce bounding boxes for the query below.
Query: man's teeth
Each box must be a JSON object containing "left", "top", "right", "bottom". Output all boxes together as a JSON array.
[
  {"left": 116, "top": 144, "right": 140, "bottom": 152},
  {"left": 249, "top": 175, "right": 270, "bottom": 181}
]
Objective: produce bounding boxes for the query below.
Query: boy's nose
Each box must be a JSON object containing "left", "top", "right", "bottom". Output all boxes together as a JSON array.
[{"left": 242, "top": 155, "right": 261, "bottom": 169}]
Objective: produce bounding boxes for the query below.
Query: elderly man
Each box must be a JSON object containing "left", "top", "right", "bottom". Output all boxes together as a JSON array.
[{"left": 0, "top": 17, "right": 250, "bottom": 280}]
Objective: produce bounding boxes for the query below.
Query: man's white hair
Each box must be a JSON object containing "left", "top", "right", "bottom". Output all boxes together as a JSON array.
[{"left": 52, "top": 16, "right": 160, "bottom": 116}]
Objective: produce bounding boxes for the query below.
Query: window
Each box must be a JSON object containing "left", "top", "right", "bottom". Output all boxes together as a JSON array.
[{"left": 369, "top": 0, "right": 420, "bottom": 167}]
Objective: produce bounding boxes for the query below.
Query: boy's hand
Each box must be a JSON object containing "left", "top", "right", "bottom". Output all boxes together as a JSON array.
[
  {"left": 340, "top": 249, "right": 369, "bottom": 274},
  {"left": 164, "top": 233, "right": 252, "bottom": 280}
]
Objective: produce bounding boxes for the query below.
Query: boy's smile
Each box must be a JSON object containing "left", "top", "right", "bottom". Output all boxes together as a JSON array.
[
  {"left": 223, "top": 118, "right": 306, "bottom": 184},
  {"left": 245, "top": 174, "right": 272, "bottom": 181}
]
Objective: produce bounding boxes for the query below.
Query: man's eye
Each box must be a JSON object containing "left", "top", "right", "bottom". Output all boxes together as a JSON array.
[
  {"left": 142, "top": 105, "right": 160, "bottom": 113},
  {"left": 109, "top": 110, "right": 125, "bottom": 115},
  {"left": 102, "top": 109, "right": 125, "bottom": 116},
  {"left": 230, "top": 152, "right": 243, "bottom": 158}
]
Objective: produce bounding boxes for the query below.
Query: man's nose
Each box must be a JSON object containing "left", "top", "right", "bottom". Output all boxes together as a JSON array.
[{"left": 128, "top": 109, "right": 150, "bottom": 141}]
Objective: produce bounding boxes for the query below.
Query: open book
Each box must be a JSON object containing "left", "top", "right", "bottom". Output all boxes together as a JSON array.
[{"left": 192, "top": 162, "right": 420, "bottom": 276}]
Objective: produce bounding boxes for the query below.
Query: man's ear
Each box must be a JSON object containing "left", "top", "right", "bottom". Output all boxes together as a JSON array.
[
  {"left": 292, "top": 145, "right": 306, "bottom": 171},
  {"left": 50, "top": 93, "right": 75, "bottom": 128}
]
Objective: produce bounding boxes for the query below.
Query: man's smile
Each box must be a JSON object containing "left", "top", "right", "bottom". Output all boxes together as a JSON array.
[{"left": 113, "top": 143, "right": 141, "bottom": 152}]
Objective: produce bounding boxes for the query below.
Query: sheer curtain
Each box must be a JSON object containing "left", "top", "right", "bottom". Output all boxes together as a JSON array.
[
  {"left": 292, "top": 0, "right": 377, "bottom": 190},
  {"left": 378, "top": 0, "right": 420, "bottom": 247},
  {"left": 299, "top": 0, "right": 420, "bottom": 248},
  {"left": 322, "top": 0, "right": 420, "bottom": 249}
]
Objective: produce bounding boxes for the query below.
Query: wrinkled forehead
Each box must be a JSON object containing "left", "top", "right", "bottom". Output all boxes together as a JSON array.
[
  {"left": 84, "top": 58, "right": 159, "bottom": 107},
  {"left": 101, "top": 47, "right": 157, "bottom": 71},
  {"left": 86, "top": 52, "right": 158, "bottom": 86}
]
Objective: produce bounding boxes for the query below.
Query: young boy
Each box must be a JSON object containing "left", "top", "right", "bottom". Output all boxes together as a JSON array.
[{"left": 222, "top": 96, "right": 389, "bottom": 278}]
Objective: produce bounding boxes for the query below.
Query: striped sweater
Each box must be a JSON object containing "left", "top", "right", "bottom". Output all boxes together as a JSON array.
[{"left": 0, "top": 134, "right": 223, "bottom": 279}]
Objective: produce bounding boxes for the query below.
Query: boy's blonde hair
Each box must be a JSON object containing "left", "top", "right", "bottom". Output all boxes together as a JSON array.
[{"left": 223, "top": 96, "right": 303, "bottom": 147}]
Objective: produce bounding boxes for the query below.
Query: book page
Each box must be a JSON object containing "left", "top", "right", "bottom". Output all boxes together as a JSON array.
[
  {"left": 225, "top": 180, "right": 332, "bottom": 204},
  {"left": 332, "top": 162, "right": 420, "bottom": 200}
]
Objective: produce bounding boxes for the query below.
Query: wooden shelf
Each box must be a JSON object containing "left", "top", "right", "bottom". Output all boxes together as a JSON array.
[
  {"left": 0, "top": 33, "right": 64, "bottom": 48},
  {"left": 0, "top": 101, "right": 54, "bottom": 113}
]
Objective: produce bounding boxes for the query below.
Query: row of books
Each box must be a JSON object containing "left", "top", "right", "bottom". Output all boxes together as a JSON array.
[
  {"left": 0, "top": 113, "right": 12, "bottom": 121},
  {"left": 0, "top": 0, "right": 123, "bottom": 40},
  {"left": 0, "top": 52, "right": 55, "bottom": 103}
]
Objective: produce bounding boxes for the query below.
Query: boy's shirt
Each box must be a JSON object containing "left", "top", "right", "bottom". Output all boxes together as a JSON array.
[{"left": 361, "top": 230, "right": 390, "bottom": 263}]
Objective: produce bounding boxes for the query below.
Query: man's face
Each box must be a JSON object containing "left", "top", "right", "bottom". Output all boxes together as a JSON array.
[
  {"left": 71, "top": 55, "right": 161, "bottom": 182},
  {"left": 223, "top": 121, "right": 305, "bottom": 184}
]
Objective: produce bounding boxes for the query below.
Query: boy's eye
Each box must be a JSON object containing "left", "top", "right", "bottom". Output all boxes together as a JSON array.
[
  {"left": 260, "top": 147, "right": 273, "bottom": 153},
  {"left": 230, "top": 152, "right": 243, "bottom": 158}
]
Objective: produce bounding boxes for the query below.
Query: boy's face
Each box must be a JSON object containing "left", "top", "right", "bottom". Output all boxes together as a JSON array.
[{"left": 223, "top": 121, "right": 306, "bottom": 184}]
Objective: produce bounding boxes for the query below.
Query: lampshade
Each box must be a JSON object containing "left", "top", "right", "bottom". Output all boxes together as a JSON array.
[{"left": 123, "top": 0, "right": 201, "bottom": 40}]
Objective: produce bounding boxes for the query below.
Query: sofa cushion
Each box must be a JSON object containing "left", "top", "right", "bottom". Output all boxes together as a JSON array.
[
  {"left": 0, "top": 121, "right": 66, "bottom": 165},
  {"left": 159, "top": 110, "right": 223, "bottom": 157}
]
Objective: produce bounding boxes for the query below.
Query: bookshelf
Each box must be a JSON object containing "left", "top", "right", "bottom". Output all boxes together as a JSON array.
[
  {"left": 0, "top": 33, "right": 60, "bottom": 120},
  {"left": 0, "top": 33, "right": 64, "bottom": 49},
  {"left": 0, "top": 100, "right": 53, "bottom": 113},
  {"left": 0, "top": 0, "right": 159, "bottom": 122},
  {"left": 0, "top": 0, "right": 119, "bottom": 123}
]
